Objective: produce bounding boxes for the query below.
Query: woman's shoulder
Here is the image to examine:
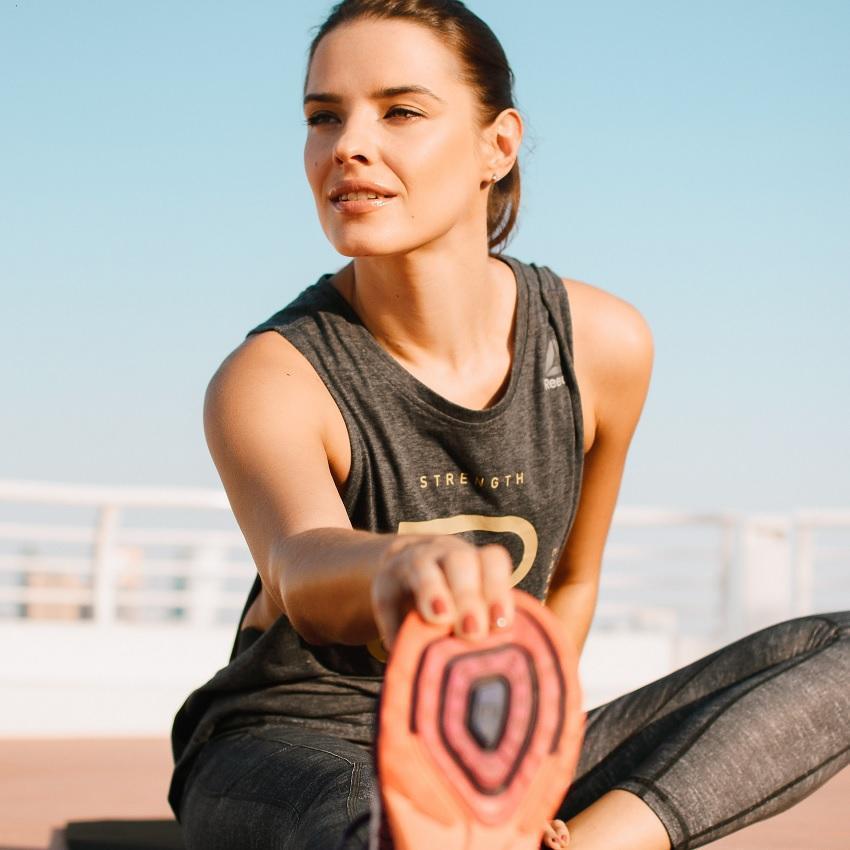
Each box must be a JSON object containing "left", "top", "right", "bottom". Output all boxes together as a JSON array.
[
  {"left": 552, "top": 272, "right": 654, "bottom": 364},
  {"left": 550, "top": 271, "right": 655, "bottom": 449},
  {"left": 210, "top": 329, "right": 333, "bottom": 415},
  {"left": 204, "top": 329, "right": 351, "bottom": 487},
  {"left": 222, "top": 270, "right": 347, "bottom": 399},
  {"left": 523, "top": 256, "right": 651, "bottom": 348}
]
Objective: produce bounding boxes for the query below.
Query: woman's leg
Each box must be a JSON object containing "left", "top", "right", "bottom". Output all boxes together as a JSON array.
[
  {"left": 555, "top": 610, "right": 850, "bottom": 850},
  {"left": 179, "top": 724, "right": 374, "bottom": 850}
]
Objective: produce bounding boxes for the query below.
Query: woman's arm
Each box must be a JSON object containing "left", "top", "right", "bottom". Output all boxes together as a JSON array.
[
  {"left": 203, "top": 331, "right": 392, "bottom": 645},
  {"left": 204, "top": 331, "right": 515, "bottom": 649},
  {"left": 544, "top": 279, "right": 655, "bottom": 656}
]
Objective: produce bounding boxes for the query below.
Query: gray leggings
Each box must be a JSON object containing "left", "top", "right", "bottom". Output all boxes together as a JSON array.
[{"left": 178, "top": 610, "right": 850, "bottom": 850}]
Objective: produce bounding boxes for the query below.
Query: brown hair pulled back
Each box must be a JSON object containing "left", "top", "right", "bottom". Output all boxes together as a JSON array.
[{"left": 305, "top": 0, "right": 523, "bottom": 254}]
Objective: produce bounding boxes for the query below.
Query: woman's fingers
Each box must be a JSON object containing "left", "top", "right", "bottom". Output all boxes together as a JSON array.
[
  {"left": 440, "top": 545, "right": 488, "bottom": 640},
  {"left": 372, "top": 540, "right": 457, "bottom": 649},
  {"left": 479, "top": 543, "right": 515, "bottom": 630},
  {"left": 372, "top": 536, "right": 516, "bottom": 650},
  {"left": 370, "top": 565, "right": 409, "bottom": 652},
  {"left": 406, "top": 551, "right": 456, "bottom": 625}
]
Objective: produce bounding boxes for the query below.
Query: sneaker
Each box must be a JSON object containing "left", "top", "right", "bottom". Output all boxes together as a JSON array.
[{"left": 372, "top": 588, "right": 586, "bottom": 850}]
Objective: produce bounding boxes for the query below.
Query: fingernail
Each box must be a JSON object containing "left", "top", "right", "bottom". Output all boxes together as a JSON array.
[
  {"left": 431, "top": 597, "right": 448, "bottom": 617},
  {"left": 461, "top": 612, "right": 478, "bottom": 634},
  {"left": 489, "top": 602, "right": 508, "bottom": 629}
]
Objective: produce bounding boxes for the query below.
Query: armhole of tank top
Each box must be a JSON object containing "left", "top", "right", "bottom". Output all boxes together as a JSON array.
[
  {"left": 322, "top": 380, "right": 366, "bottom": 517},
  {"left": 537, "top": 264, "right": 577, "bottom": 365},
  {"left": 537, "top": 262, "right": 585, "bottom": 483},
  {"left": 229, "top": 572, "right": 263, "bottom": 661},
  {"left": 247, "top": 323, "right": 366, "bottom": 517}
]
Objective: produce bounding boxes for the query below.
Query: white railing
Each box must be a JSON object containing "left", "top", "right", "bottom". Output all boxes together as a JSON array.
[
  {"left": 2, "top": 480, "right": 849, "bottom": 735},
  {"left": 0, "top": 479, "right": 254, "bottom": 628},
  {"left": 792, "top": 510, "right": 850, "bottom": 616},
  {"left": 2, "top": 480, "right": 849, "bottom": 639}
]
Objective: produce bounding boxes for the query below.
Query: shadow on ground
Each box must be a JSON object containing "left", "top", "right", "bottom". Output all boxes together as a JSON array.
[{"left": 0, "top": 821, "right": 183, "bottom": 850}]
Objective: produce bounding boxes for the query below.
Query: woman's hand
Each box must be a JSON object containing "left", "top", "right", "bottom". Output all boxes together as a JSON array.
[
  {"left": 542, "top": 818, "right": 570, "bottom": 848},
  {"left": 370, "top": 534, "right": 515, "bottom": 651}
]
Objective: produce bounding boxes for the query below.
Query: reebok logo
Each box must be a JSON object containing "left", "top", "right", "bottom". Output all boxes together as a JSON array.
[{"left": 543, "top": 337, "right": 566, "bottom": 390}]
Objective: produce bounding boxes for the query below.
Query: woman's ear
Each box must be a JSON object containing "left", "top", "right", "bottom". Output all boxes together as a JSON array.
[{"left": 485, "top": 107, "right": 523, "bottom": 180}]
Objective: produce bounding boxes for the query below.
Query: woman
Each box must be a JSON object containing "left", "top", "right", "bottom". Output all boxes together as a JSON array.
[{"left": 168, "top": 2, "right": 850, "bottom": 849}]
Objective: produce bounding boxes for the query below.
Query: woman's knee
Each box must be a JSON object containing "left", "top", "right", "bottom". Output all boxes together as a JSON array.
[
  {"left": 815, "top": 610, "right": 850, "bottom": 635},
  {"left": 180, "top": 780, "right": 299, "bottom": 850},
  {"left": 181, "top": 727, "right": 374, "bottom": 850},
  {"left": 744, "top": 610, "right": 849, "bottom": 664}
]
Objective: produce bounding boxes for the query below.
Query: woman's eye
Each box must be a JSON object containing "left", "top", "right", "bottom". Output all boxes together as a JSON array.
[
  {"left": 386, "top": 107, "right": 422, "bottom": 120},
  {"left": 304, "top": 107, "right": 422, "bottom": 127},
  {"left": 304, "top": 113, "right": 334, "bottom": 126}
]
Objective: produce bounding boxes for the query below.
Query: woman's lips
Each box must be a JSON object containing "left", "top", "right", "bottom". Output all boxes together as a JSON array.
[{"left": 331, "top": 195, "right": 397, "bottom": 214}]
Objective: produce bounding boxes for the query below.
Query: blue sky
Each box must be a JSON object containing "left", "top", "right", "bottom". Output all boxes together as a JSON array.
[{"left": 1, "top": 0, "right": 848, "bottom": 512}]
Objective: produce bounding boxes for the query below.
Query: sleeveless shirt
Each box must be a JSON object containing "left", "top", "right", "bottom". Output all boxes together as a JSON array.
[{"left": 167, "top": 253, "right": 584, "bottom": 819}]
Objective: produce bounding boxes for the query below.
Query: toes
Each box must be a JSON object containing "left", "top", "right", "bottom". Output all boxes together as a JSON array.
[
  {"left": 554, "top": 820, "right": 570, "bottom": 846},
  {"left": 542, "top": 822, "right": 569, "bottom": 848}
]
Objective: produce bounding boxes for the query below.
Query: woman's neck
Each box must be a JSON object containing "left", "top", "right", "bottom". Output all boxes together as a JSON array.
[{"left": 329, "top": 250, "right": 517, "bottom": 376}]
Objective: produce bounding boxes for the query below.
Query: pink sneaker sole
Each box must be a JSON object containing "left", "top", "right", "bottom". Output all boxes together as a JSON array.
[{"left": 373, "top": 588, "right": 586, "bottom": 850}]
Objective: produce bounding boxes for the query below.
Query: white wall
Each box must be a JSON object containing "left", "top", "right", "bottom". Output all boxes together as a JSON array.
[{"left": 0, "top": 621, "right": 716, "bottom": 736}]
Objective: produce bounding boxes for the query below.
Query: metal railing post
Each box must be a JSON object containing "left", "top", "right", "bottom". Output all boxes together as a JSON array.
[
  {"left": 189, "top": 543, "right": 223, "bottom": 628},
  {"left": 793, "top": 520, "right": 815, "bottom": 617},
  {"left": 92, "top": 504, "right": 121, "bottom": 626},
  {"left": 740, "top": 513, "right": 792, "bottom": 634},
  {"left": 718, "top": 516, "right": 738, "bottom": 640}
]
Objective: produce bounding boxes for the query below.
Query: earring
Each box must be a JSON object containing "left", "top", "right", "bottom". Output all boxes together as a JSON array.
[{"left": 491, "top": 173, "right": 498, "bottom": 183}]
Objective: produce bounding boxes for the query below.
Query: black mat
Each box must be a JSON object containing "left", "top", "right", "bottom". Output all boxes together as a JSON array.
[{"left": 64, "top": 820, "right": 184, "bottom": 850}]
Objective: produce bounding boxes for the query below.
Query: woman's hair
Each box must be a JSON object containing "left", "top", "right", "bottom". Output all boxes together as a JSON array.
[{"left": 305, "top": 0, "right": 523, "bottom": 254}]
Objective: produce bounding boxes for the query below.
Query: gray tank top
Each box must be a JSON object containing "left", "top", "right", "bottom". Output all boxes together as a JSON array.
[{"left": 168, "top": 253, "right": 584, "bottom": 818}]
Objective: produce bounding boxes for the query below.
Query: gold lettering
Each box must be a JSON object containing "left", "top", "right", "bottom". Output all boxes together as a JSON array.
[
  {"left": 415, "top": 470, "right": 524, "bottom": 491},
  {"left": 397, "top": 515, "right": 538, "bottom": 585}
]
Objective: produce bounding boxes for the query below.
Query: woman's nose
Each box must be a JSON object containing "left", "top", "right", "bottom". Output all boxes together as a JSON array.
[{"left": 332, "top": 112, "right": 377, "bottom": 165}]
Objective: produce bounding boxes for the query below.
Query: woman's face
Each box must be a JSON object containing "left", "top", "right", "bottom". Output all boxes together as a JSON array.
[{"left": 303, "top": 18, "right": 497, "bottom": 257}]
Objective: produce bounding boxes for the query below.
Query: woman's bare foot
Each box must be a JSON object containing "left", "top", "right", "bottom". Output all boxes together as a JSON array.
[
  {"left": 564, "top": 790, "right": 671, "bottom": 850},
  {"left": 542, "top": 818, "right": 570, "bottom": 847}
]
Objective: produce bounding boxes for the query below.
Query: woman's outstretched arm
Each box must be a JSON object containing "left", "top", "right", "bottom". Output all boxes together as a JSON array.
[{"left": 203, "top": 331, "right": 515, "bottom": 649}]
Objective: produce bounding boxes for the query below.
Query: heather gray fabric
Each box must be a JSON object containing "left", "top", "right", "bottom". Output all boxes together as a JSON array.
[
  {"left": 566, "top": 610, "right": 850, "bottom": 847},
  {"left": 168, "top": 254, "right": 585, "bottom": 820},
  {"left": 177, "top": 610, "right": 850, "bottom": 850}
]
